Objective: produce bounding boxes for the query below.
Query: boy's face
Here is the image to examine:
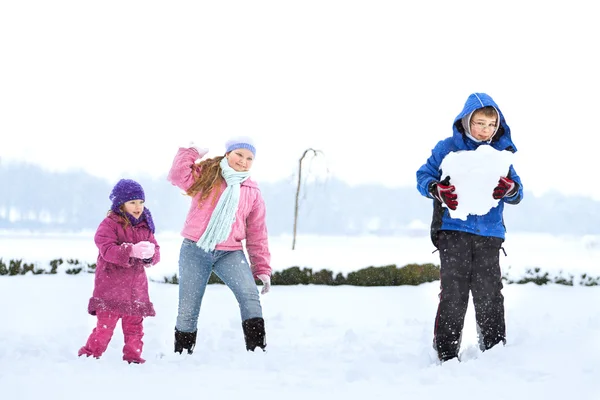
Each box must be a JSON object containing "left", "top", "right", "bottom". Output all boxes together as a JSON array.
[{"left": 469, "top": 111, "right": 497, "bottom": 141}]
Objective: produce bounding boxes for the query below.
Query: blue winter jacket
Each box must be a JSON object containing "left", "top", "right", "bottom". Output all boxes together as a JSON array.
[{"left": 416, "top": 93, "right": 524, "bottom": 245}]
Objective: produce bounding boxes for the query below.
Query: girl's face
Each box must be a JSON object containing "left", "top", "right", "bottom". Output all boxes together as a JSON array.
[
  {"left": 470, "top": 111, "right": 498, "bottom": 141},
  {"left": 227, "top": 148, "right": 254, "bottom": 172},
  {"left": 122, "top": 199, "right": 145, "bottom": 219}
]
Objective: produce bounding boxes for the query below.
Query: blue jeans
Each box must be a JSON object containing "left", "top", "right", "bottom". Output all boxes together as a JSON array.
[{"left": 175, "top": 238, "right": 263, "bottom": 333}]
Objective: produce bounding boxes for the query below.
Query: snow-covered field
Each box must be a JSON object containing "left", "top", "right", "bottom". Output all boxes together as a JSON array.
[
  {"left": 0, "top": 274, "right": 598, "bottom": 399},
  {"left": 1, "top": 232, "right": 599, "bottom": 399}
]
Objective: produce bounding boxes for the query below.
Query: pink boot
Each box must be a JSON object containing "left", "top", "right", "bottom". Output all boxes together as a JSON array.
[
  {"left": 122, "top": 315, "right": 146, "bottom": 364},
  {"left": 78, "top": 346, "right": 98, "bottom": 358},
  {"left": 78, "top": 311, "right": 119, "bottom": 358}
]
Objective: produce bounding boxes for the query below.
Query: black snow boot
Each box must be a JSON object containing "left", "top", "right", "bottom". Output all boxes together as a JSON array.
[
  {"left": 242, "top": 317, "right": 267, "bottom": 352},
  {"left": 174, "top": 329, "right": 197, "bottom": 354},
  {"left": 438, "top": 351, "right": 459, "bottom": 363},
  {"left": 434, "top": 336, "right": 460, "bottom": 363},
  {"left": 481, "top": 334, "right": 506, "bottom": 352}
]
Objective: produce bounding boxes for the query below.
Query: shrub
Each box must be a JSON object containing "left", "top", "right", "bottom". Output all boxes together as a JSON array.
[
  {"left": 333, "top": 272, "right": 346, "bottom": 286},
  {"left": 48, "top": 259, "right": 62, "bottom": 274},
  {"left": 65, "top": 259, "right": 83, "bottom": 275},
  {"left": 580, "top": 273, "right": 600, "bottom": 286},
  {"left": 272, "top": 266, "right": 312, "bottom": 285},
  {"left": 346, "top": 265, "right": 398, "bottom": 286},
  {"left": 208, "top": 272, "right": 224, "bottom": 284},
  {"left": 553, "top": 271, "right": 574, "bottom": 286},
  {"left": 9, "top": 259, "right": 23, "bottom": 275},
  {"left": 397, "top": 263, "right": 440, "bottom": 285},
  {"left": 312, "top": 269, "right": 335, "bottom": 285},
  {"left": 503, "top": 267, "right": 577, "bottom": 286}
]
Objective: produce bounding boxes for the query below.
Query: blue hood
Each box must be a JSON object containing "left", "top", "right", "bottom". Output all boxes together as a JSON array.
[{"left": 452, "top": 92, "right": 517, "bottom": 153}]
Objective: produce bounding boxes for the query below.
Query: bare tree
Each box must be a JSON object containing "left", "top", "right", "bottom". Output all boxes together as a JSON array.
[{"left": 292, "top": 148, "right": 325, "bottom": 250}]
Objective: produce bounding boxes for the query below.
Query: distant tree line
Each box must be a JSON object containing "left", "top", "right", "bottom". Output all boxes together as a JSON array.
[{"left": 3, "top": 161, "right": 600, "bottom": 236}]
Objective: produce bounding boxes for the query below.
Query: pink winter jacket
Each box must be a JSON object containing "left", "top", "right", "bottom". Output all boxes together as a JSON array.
[
  {"left": 88, "top": 213, "right": 160, "bottom": 317},
  {"left": 167, "top": 147, "right": 271, "bottom": 278}
]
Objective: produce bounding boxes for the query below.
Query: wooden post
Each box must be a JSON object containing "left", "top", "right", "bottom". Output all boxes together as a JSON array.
[{"left": 292, "top": 148, "right": 323, "bottom": 250}]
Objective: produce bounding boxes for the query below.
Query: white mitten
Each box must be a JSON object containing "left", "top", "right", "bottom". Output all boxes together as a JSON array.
[
  {"left": 186, "top": 141, "right": 209, "bottom": 157},
  {"left": 256, "top": 274, "right": 271, "bottom": 295}
]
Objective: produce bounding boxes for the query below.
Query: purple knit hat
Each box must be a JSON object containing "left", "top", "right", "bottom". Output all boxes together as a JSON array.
[{"left": 109, "top": 179, "right": 155, "bottom": 233}]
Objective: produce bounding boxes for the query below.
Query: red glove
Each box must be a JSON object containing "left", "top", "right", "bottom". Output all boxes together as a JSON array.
[
  {"left": 493, "top": 177, "right": 517, "bottom": 199},
  {"left": 429, "top": 177, "right": 458, "bottom": 210}
]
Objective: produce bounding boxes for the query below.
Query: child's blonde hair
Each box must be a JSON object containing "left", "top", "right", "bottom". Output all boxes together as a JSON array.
[{"left": 186, "top": 156, "right": 225, "bottom": 207}]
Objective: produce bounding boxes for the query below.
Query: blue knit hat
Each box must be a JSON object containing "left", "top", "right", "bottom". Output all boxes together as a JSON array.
[
  {"left": 225, "top": 136, "right": 256, "bottom": 156},
  {"left": 109, "top": 179, "right": 155, "bottom": 233}
]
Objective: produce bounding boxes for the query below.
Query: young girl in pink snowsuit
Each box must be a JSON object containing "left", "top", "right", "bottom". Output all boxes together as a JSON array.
[{"left": 78, "top": 179, "right": 160, "bottom": 364}]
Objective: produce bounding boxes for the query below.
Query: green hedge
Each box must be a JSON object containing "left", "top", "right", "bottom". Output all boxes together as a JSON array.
[
  {"left": 502, "top": 266, "right": 599, "bottom": 286},
  {"left": 1, "top": 258, "right": 599, "bottom": 287},
  {"left": 0, "top": 258, "right": 93, "bottom": 276},
  {"left": 161, "top": 265, "right": 440, "bottom": 286}
]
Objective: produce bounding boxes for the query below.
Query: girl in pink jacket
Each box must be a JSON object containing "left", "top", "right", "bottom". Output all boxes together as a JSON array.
[
  {"left": 78, "top": 179, "right": 160, "bottom": 364},
  {"left": 168, "top": 136, "right": 271, "bottom": 355}
]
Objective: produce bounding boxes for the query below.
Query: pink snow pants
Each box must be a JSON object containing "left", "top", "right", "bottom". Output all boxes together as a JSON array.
[{"left": 78, "top": 310, "right": 146, "bottom": 364}]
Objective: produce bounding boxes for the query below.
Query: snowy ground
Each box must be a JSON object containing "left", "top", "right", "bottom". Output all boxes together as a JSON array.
[
  {"left": 1, "top": 232, "right": 599, "bottom": 399},
  {"left": 0, "top": 274, "right": 598, "bottom": 399}
]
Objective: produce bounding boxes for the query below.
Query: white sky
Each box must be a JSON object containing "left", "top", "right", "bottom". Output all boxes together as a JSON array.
[
  {"left": 1, "top": 233, "right": 599, "bottom": 399},
  {"left": 1, "top": 1, "right": 599, "bottom": 200}
]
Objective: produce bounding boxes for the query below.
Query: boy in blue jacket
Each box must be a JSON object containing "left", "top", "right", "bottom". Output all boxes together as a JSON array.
[{"left": 416, "top": 92, "right": 524, "bottom": 362}]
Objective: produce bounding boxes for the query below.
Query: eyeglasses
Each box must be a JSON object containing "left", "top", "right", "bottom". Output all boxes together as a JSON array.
[{"left": 471, "top": 121, "right": 497, "bottom": 131}]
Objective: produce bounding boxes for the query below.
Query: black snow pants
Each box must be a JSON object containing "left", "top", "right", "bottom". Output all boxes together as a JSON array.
[{"left": 434, "top": 230, "right": 506, "bottom": 361}]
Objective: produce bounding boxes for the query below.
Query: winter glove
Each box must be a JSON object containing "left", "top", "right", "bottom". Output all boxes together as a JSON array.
[
  {"left": 130, "top": 241, "right": 155, "bottom": 259},
  {"left": 256, "top": 274, "right": 271, "bottom": 295},
  {"left": 187, "top": 141, "right": 209, "bottom": 157},
  {"left": 428, "top": 176, "right": 458, "bottom": 210},
  {"left": 493, "top": 176, "right": 517, "bottom": 199}
]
